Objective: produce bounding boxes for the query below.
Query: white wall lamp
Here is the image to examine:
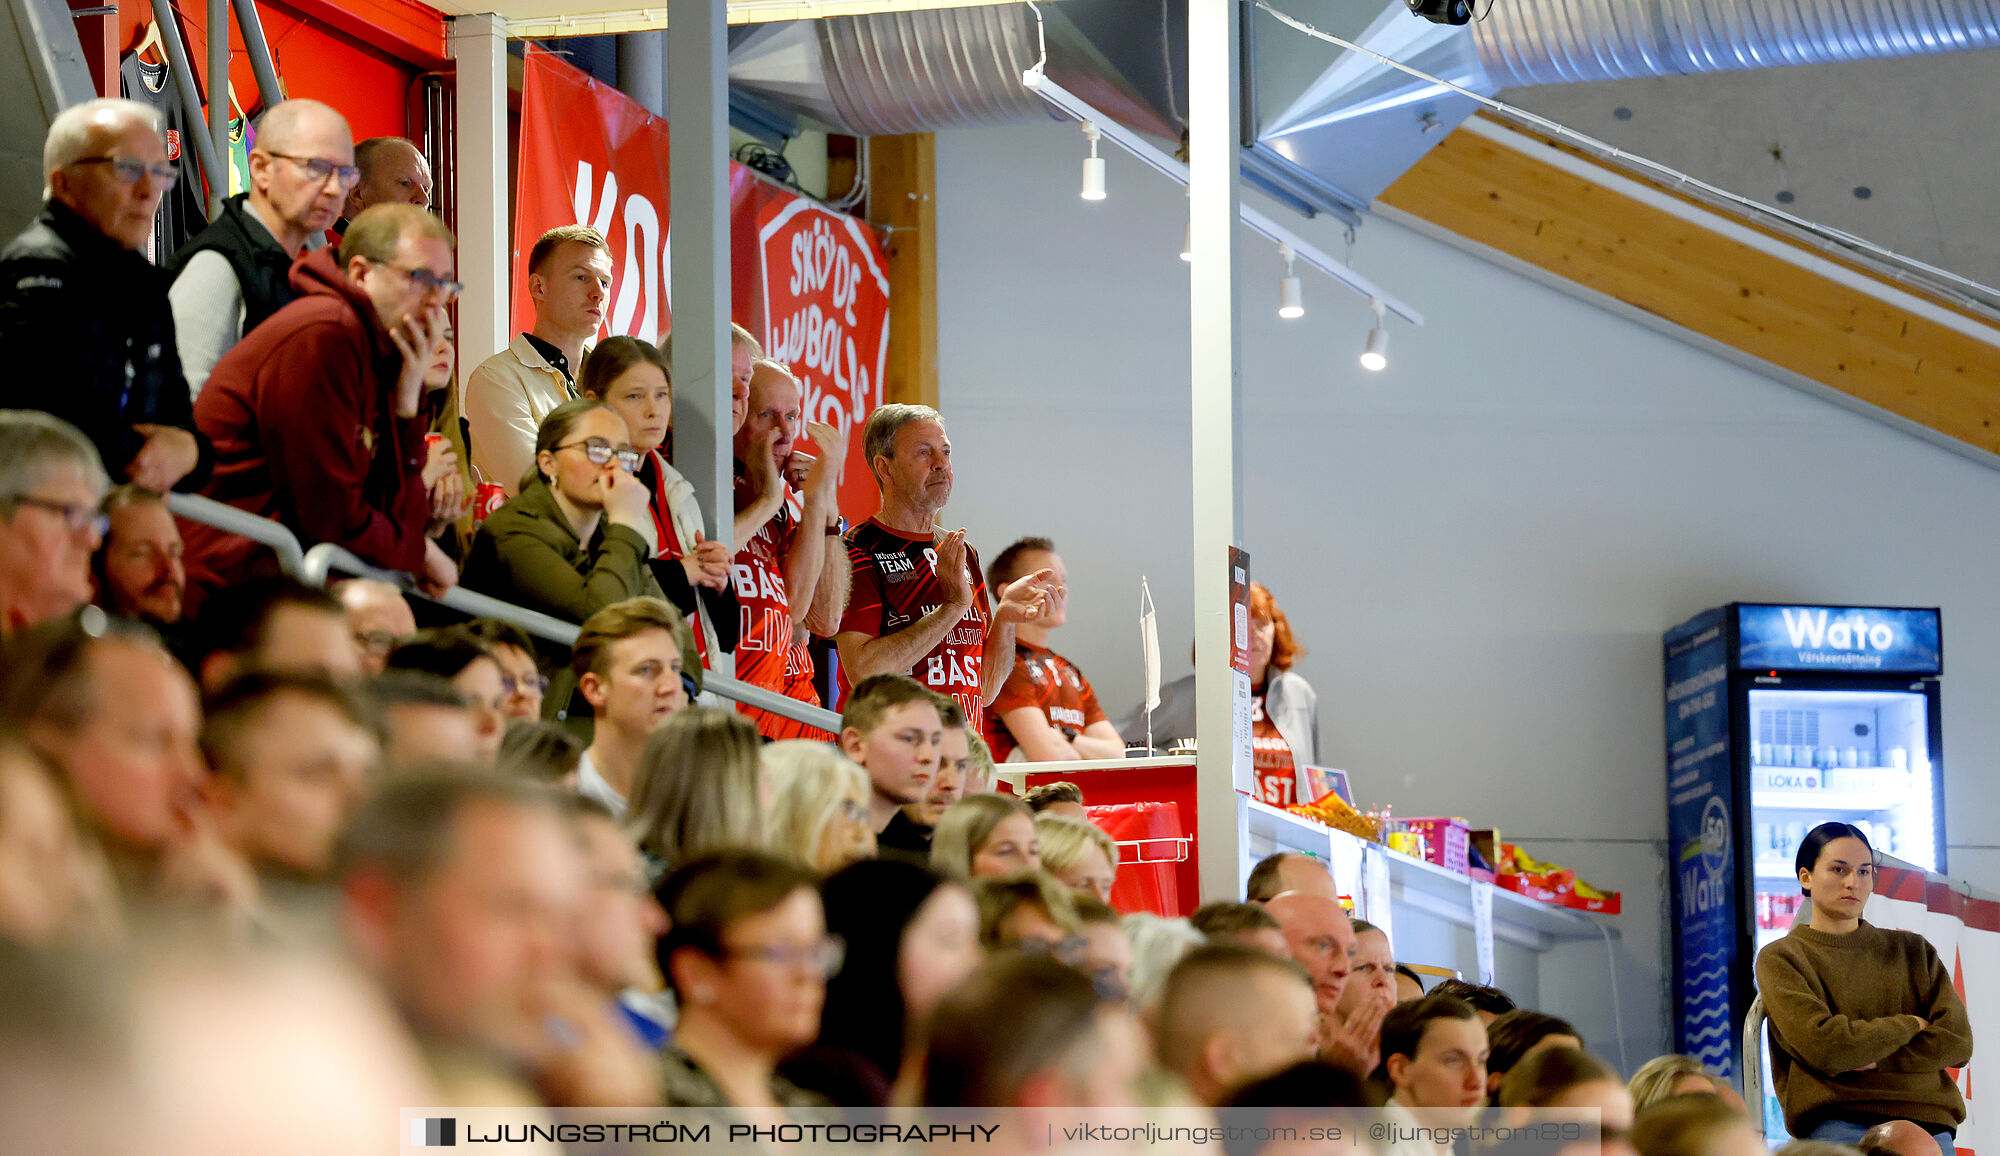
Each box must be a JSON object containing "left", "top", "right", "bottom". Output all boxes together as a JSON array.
[
  {"left": 1080, "top": 122, "right": 1106, "bottom": 201},
  {"left": 1278, "top": 243, "right": 1305, "bottom": 319},
  {"left": 1359, "top": 297, "right": 1388, "bottom": 371},
  {"left": 1023, "top": 68, "right": 1423, "bottom": 329}
]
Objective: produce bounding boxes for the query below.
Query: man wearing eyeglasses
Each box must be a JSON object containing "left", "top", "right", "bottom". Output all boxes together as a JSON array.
[
  {"left": 333, "top": 576, "right": 418, "bottom": 676},
  {"left": 0, "top": 99, "right": 209, "bottom": 496},
  {"left": 168, "top": 99, "right": 355, "bottom": 397},
  {"left": 183, "top": 203, "right": 459, "bottom": 615},
  {"left": 0, "top": 410, "right": 110, "bottom": 635}
]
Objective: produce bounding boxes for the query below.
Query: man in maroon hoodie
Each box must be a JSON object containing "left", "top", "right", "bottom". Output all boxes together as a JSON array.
[{"left": 183, "top": 204, "right": 458, "bottom": 615}]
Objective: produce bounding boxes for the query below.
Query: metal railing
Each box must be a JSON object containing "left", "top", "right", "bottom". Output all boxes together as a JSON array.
[
  {"left": 1744, "top": 995, "right": 1768, "bottom": 1138},
  {"left": 172, "top": 495, "right": 842, "bottom": 734}
]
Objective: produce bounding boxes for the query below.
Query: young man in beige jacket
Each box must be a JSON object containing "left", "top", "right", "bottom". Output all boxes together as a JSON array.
[{"left": 463, "top": 224, "right": 610, "bottom": 494}]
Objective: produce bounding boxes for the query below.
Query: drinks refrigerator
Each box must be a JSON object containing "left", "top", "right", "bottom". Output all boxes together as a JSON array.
[{"left": 1663, "top": 604, "right": 1944, "bottom": 1092}]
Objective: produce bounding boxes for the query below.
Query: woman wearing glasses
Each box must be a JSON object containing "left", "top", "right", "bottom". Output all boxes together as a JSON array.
[
  {"left": 759, "top": 739, "right": 877, "bottom": 874},
  {"left": 654, "top": 850, "right": 837, "bottom": 1112},
  {"left": 578, "top": 336, "right": 735, "bottom": 668},
  {"left": 461, "top": 397, "right": 668, "bottom": 623}
]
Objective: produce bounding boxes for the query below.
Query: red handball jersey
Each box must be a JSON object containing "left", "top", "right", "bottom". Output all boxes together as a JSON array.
[
  {"left": 985, "top": 642, "right": 1108, "bottom": 762},
  {"left": 1250, "top": 689, "right": 1298, "bottom": 806},
  {"left": 732, "top": 468, "right": 830, "bottom": 741},
  {"left": 840, "top": 519, "right": 992, "bottom": 734}
]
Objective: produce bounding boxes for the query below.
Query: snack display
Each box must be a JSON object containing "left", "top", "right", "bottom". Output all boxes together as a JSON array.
[
  {"left": 1285, "top": 790, "right": 1382, "bottom": 842},
  {"left": 1495, "top": 842, "right": 1623, "bottom": 914},
  {"left": 1271, "top": 793, "right": 1619, "bottom": 917}
]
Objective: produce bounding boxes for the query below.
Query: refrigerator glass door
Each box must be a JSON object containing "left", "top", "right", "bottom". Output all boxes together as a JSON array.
[{"left": 1747, "top": 687, "right": 1935, "bottom": 954}]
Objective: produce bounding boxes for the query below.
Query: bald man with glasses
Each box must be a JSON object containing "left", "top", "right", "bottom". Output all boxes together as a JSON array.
[
  {"left": 183, "top": 203, "right": 462, "bottom": 613},
  {"left": 169, "top": 99, "right": 356, "bottom": 397},
  {"left": 0, "top": 99, "right": 210, "bottom": 496}
]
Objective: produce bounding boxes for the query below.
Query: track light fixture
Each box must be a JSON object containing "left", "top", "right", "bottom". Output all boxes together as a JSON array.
[
  {"left": 1278, "top": 243, "right": 1304, "bottom": 319},
  {"left": 1360, "top": 297, "right": 1388, "bottom": 371},
  {"left": 1080, "top": 122, "right": 1106, "bottom": 201}
]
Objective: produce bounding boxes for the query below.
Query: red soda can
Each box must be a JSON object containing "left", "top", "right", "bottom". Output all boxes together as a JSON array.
[{"left": 475, "top": 482, "right": 507, "bottom": 521}]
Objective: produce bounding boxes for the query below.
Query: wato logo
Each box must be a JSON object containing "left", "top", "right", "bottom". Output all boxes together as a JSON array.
[
  {"left": 1700, "top": 794, "right": 1729, "bottom": 877},
  {"left": 1781, "top": 608, "right": 1896, "bottom": 652},
  {"left": 1679, "top": 795, "right": 1732, "bottom": 918}
]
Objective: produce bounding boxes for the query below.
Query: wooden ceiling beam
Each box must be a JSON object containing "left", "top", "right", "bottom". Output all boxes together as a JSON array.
[{"left": 1378, "top": 118, "right": 2000, "bottom": 457}]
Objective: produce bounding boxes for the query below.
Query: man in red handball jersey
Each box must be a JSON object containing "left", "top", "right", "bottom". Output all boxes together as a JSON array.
[
  {"left": 983, "top": 537, "right": 1125, "bottom": 762},
  {"left": 835, "top": 404, "right": 1053, "bottom": 737},
  {"left": 730, "top": 359, "right": 850, "bottom": 739}
]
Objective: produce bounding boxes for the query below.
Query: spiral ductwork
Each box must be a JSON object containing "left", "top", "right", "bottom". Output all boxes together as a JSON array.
[
  {"left": 1472, "top": 0, "right": 2000, "bottom": 88},
  {"left": 814, "top": 6, "right": 1050, "bottom": 136}
]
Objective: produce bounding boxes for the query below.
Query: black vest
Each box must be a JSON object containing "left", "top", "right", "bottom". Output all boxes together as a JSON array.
[{"left": 168, "top": 193, "right": 299, "bottom": 335}]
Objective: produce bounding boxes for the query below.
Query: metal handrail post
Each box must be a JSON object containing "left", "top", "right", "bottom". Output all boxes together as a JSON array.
[
  {"left": 1743, "top": 995, "right": 1767, "bottom": 1137},
  {"left": 228, "top": 0, "right": 283, "bottom": 109},
  {"left": 145, "top": 0, "right": 226, "bottom": 221},
  {"left": 206, "top": 0, "right": 227, "bottom": 219},
  {"left": 165, "top": 493, "right": 304, "bottom": 576},
  {"left": 294, "top": 545, "right": 843, "bottom": 732}
]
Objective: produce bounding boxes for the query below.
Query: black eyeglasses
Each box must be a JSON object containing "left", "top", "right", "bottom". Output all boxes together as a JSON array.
[
  {"left": 6, "top": 495, "right": 108, "bottom": 537},
  {"left": 263, "top": 150, "right": 362, "bottom": 188},
  {"left": 370, "top": 261, "right": 464, "bottom": 299},
  {"left": 68, "top": 156, "right": 177, "bottom": 186},
  {"left": 555, "top": 438, "right": 643, "bottom": 474}
]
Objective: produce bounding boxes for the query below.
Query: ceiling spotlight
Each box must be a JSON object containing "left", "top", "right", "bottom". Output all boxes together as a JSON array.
[
  {"left": 1360, "top": 297, "right": 1389, "bottom": 371},
  {"left": 1278, "top": 243, "right": 1304, "bottom": 319},
  {"left": 1081, "top": 122, "right": 1106, "bottom": 201}
]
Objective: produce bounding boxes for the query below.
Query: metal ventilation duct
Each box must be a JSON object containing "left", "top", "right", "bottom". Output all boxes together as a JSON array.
[
  {"left": 724, "top": 0, "right": 2000, "bottom": 231},
  {"left": 729, "top": 1, "right": 1187, "bottom": 140},
  {"left": 1472, "top": 0, "right": 2000, "bottom": 88},
  {"left": 815, "top": 5, "right": 1047, "bottom": 135}
]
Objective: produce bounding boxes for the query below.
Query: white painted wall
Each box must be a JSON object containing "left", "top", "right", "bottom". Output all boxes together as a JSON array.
[{"left": 926, "top": 121, "right": 2000, "bottom": 1068}]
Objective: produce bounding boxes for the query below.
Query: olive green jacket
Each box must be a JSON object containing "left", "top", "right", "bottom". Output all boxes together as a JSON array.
[{"left": 461, "top": 475, "right": 701, "bottom": 708}]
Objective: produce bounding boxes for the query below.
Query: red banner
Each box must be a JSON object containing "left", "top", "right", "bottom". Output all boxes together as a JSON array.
[{"left": 512, "top": 44, "right": 890, "bottom": 517}]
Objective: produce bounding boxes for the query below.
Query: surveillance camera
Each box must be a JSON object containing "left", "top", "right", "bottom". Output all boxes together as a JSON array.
[{"left": 1406, "top": 0, "right": 1473, "bottom": 24}]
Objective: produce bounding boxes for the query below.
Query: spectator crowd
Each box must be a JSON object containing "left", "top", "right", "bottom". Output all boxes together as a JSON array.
[{"left": 0, "top": 95, "right": 1970, "bottom": 1156}]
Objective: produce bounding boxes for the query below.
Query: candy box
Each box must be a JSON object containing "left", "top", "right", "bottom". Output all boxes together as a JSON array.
[{"left": 1404, "top": 816, "right": 1471, "bottom": 875}]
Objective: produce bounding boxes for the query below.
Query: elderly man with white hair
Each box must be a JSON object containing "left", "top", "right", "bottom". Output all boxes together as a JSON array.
[
  {"left": 169, "top": 99, "right": 357, "bottom": 396},
  {"left": 0, "top": 98, "right": 208, "bottom": 494},
  {"left": 0, "top": 410, "right": 110, "bottom": 635}
]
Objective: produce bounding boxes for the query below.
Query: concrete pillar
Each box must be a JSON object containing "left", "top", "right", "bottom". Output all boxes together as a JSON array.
[
  {"left": 448, "top": 14, "right": 509, "bottom": 372},
  {"left": 1189, "top": 0, "right": 1247, "bottom": 904},
  {"left": 666, "top": 0, "right": 734, "bottom": 676},
  {"left": 616, "top": 30, "right": 666, "bottom": 116}
]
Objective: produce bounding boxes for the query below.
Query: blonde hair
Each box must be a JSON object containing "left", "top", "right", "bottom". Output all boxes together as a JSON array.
[
  {"left": 1627, "top": 1054, "right": 1718, "bottom": 1112},
  {"left": 972, "top": 870, "right": 1082, "bottom": 948},
  {"left": 930, "top": 792, "right": 1033, "bottom": 879},
  {"left": 761, "top": 740, "right": 869, "bottom": 873},
  {"left": 626, "top": 707, "right": 762, "bottom": 870},
  {"left": 1035, "top": 812, "right": 1118, "bottom": 880},
  {"left": 1124, "top": 913, "right": 1207, "bottom": 1016},
  {"left": 962, "top": 731, "right": 997, "bottom": 794}
]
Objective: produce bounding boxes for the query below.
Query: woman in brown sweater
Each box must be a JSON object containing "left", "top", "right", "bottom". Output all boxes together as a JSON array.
[{"left": 1755, "top": 822, "right": 1971, "bottom": 1152}]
